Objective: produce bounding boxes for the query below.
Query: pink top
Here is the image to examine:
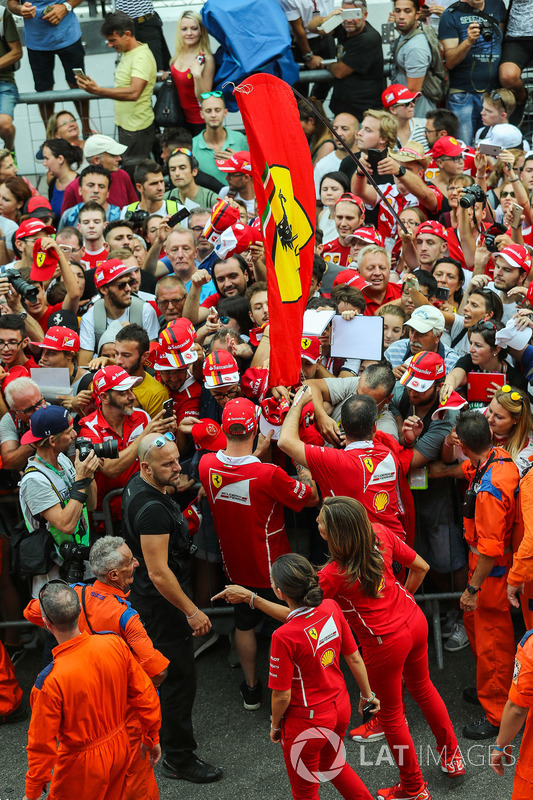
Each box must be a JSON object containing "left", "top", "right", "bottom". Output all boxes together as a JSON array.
[{"left": 170, "top": 63, "right": 203, "bottom": 124}]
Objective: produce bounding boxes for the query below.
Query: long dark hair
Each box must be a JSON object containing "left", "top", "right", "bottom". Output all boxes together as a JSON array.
[
  {"left": 271, "top": 554, "right": 323, "bottom": 607},
  {"left": 321, "top": 497, "right": 384, "bottom": 598},
  {"left": 42, "top": 138, "right": 83, "bottom": 170}
]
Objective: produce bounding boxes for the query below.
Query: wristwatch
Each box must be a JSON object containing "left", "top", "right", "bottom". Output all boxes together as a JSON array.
[
  {"left": 18, "top": 311, "right": 28, "bottom": 320},
  {"left": 63, "top": 2, "right": 73, "bottom": 12},
  {"left": 466, "top": 584, "right": 479, "bottom": 595},
  {"left": 397, "top": 164, "right": 406, "bottom": 177},
  {"left": 302, "top": 52, "right": 313, "bottom": 63}
]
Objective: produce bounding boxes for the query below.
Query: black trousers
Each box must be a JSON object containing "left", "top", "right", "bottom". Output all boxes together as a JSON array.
[
  {"left": 134, "top": 13, "right": 171, "bottom": 72},
  {"left": 130, "top": 590, "right": 197, "bottom": 766}
]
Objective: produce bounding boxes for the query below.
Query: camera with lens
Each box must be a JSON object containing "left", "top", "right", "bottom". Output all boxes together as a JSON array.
[
  {"left": 477, "top": 18, "right": 494, "bottom": 42},
  {"left": 59, "top": 541, "right": 90, "bottom": 582},
  {"left": 75, "top": 436, "right": 119, "bottom": 461},
  {"left": 459, "top": 184, "right": 486, "bottom": 209},
  {"left": 462, "top": 487, "right": 477, "bottom": 519},
  {"left": 128, "top": 209, "right": 149, "bottom": 228},
  {"left": 0, "top": 265, "right": 40, "bottom": 303},
  {"left": 484, "top": 223, "right": 507, "bottom": 253}
]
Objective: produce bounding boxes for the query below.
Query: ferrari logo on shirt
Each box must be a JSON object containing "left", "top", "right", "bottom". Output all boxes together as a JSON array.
[
  {"left": 304, "top": 615, "right": 339, "bottom": 655},
  {"left": 212, "top": 474, "right": 223, "bottom": 489},
  {"left": 321, "top": 649, "right": 335, "bottom": 668},
  {"left": 363, "top": 457, "right": 374, "bottom": 473}
]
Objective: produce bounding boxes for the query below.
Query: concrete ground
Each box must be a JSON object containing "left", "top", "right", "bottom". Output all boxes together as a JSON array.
[{"left": 0, "top": 618, "right": 521, "bottom": 800}]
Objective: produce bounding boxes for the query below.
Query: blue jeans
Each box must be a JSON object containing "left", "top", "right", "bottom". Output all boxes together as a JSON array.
[{"left": 447, "top": 91, "right": 483, "bottom": 147}]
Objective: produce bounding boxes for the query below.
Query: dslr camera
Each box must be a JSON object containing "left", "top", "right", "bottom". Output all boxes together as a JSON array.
[
  {"left": 477, "top": 18, "right": 494, "bottom": 42},
  {"left": 459, "top": 184, "right": 486, "bottom": 208},
  {"left": 0, "top": 265, "right": 39, "bottom": 303},
  {"left": 483, "top": 223, "right": 507, "bottom": 253},
  {"left": 75, "top": 437, "right": 119, "bottom": 461},
  {"left": 59, "top": 541, "right": 90, "bottom": 583}
]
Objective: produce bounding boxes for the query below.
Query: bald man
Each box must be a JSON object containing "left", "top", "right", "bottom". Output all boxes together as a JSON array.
[
  {"left": 314, "top": 112, "right": 359, "bottom": 198},
  {"left": 121, "top": 433, "right": 222, "bottom": 784}
]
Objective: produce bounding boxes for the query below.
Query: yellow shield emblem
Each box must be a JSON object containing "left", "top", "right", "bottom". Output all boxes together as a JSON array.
[
  {"left": 363, "top": 457, "right": 374, "bottom": 473},
  {"left": 301, "top": 337, "right": 312, "bottom": 350},
  {"left": 308, "top": 627, "right": 318, "bottom": 640},
  {"left": 36, "top": 252, "right": 46, "bottom": 267},
  {"left": 212, "top": 474, "right": 223, "bottom": 489}
]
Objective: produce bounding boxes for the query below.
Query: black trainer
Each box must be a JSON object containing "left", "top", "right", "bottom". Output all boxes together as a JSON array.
[
  {"left": 240, "top": 679, "right": 261, "bottom": 710},
  {"left": 160, "top": 756, "right": 223, "bottom": 783},
  {"left": 462, "top": 687, "right": 481, "bottom": 706},
  {"left": 0, "top": 703, "right": 27, "bottom": 725},
  {"left": 463, "top": 716, "right": 499, "bottom": 740}
]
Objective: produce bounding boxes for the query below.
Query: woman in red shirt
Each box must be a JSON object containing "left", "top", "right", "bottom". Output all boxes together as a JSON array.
[
  {"left": 216, "top": 498, "right": 463, "bottom": 800},
  {"left": 269, "top": 552, "right": 377, "bottom": 800},
  {"left": 170, "top": 11, "right": 215, "bottom": 135}
]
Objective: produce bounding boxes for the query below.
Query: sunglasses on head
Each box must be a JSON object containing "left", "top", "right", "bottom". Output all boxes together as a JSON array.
[
  {"left": 200, "top": 91, "right": 223, "bottom": 100},
  {"left": 144, "top": 431, "right": 175, "bottom": 456},
  {"left": 501, "top": 384, "right": 523, "bottom": 402},
  {"left": 171, "top": 147, "right": 192, "bottom": 157},
  {"left": 490, "top": 92, "right": 507, "bottom": 114}
]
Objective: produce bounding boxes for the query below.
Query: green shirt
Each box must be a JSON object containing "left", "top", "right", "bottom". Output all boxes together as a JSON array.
[
  {"left": 165, "top": 184, "right": 220, "bottom": 208},
  {"left": 0, "top": 10, "right": 19, "bottom": 85},
  {"left": 192, "top": 127, "right": 248, "bottom": 186}
]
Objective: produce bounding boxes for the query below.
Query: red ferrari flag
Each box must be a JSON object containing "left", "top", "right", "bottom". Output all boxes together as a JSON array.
[{"left": 235, "top": 74, "right": 315, "bottom": 388}]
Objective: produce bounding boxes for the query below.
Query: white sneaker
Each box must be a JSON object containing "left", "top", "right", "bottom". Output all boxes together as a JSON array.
[{"left": 444, "top": 622, "right": 469, "bottom": 652}]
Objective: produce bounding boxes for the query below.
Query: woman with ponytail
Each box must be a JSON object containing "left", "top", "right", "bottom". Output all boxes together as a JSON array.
[
  {"left": 268, "top": 552, "right": 377, "bottom": 800},
  {"left": 215, "top": 498, "right": 463, "bottom": 800}
]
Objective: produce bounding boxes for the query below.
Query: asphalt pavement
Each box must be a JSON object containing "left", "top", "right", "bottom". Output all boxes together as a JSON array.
[{"left": 0, "top": 618, "right": 522, "bottom": 800}]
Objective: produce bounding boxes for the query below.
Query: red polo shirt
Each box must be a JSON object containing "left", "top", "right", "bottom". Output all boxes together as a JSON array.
[
  {"left": 78, "top": 405, "right": 150, "bottom": 516},
  {"left": 363, "top": 281, "right": 402, "bottom": 316}
]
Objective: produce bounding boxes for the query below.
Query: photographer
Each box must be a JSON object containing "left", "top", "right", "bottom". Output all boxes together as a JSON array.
[
  {"left": 18, "top": 405, "right": 97, "bottom": 597},
  {"left": 439, "top": 0, "right": 506, "bottom": 146},
  {"left": 455, "top": 410, "right": 519, "bottom": 740}
]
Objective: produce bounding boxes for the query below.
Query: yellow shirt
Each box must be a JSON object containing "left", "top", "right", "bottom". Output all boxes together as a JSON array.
[
  {"left": 114, "top": 43, "right": 156, "bottom": 132},
  {"left": 133, "top": 372, "right": 169, "bottom": 418}
]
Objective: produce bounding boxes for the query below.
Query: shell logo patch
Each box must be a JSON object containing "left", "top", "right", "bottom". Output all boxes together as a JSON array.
[
  {"left": 321, "top": 649, "right": 335, "bottom": 668},
  {"left": 308, "top": 627, "right": 318, "bottom": 640},
  {"left": 36, "top": 252, "right": 46, "bottom": 267},
  {"left": 374, "top": 491, "right": 389, "bottom": 512},
  {"left": 301, "top": 338, "right": 312, "bottom": 350},
  {"left": 212, "top": 474, "right": 223, "bottom": 489},
  {"left": 363, "top": 457, "right": 374, "bottom": 473}
]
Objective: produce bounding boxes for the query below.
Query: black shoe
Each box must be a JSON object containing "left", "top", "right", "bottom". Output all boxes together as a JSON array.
[
  {"left": 240, "top": 679, "right": 261, "bottom": 710},
  {"left": 462, "top": 716, "right": 499, "bottom": 740},
  {"left": 161, "top": 756, "right": 223, "bottom": 783},
  {"left": 510, "top": 89, "right": 528, "bottom": 127},
  {"left": 0, "top": 703, "right": 27, "bottom": 725},
  {"left": 463, "top": 687, "right": 481, "bottom": 706}
]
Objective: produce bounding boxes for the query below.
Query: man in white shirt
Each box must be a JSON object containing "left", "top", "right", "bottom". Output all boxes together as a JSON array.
[{"left": 314, "top": 113, "right": 358, "bottom": 198}]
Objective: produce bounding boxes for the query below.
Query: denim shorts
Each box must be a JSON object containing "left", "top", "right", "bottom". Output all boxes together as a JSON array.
[{"left": 0, "top": 82, "right": 19, "bottom": 118}]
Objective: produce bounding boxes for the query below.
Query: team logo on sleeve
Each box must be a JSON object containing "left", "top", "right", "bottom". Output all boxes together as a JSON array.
[
  {"left": 304, "top": 615, "right": 339, "bottom": 654},
  {"left": 513, "top": 658, "right": 521, "bottom": 684},
  {"left": 321, "top": 649, "right": 335, "bottom": 668},
  {"left": 212, "top": 473, "right": 223, "bottom": 489}
]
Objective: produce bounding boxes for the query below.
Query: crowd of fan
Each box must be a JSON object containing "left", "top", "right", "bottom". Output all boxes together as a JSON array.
[{"left": 4, "top": 0, "right": 533, "bottom": 797}]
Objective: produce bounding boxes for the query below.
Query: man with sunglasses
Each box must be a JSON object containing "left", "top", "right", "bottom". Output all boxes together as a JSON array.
[
  {"left": 78, "top": 364, "right": 174, "bottom": 524},
  {"left": 0, "top": 376, "right": 46, "bottom": 471},
  {"left": 24, "top": 580, "right": 161, "bottom": 800},
  {"left": 79, "top": 257, "right": 159, "bottom": 364},
  {"left": 122, "top": 431, "right": 223, "bottom": 784},
  {"left": 193, "top": 92, "right": 248, "bottom": 186}
]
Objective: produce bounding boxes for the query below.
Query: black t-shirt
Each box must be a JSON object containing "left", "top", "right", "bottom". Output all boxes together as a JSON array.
[
  {"left": 121, "top": 473, "right": 192, "bottom": 598},
  {"left": 455, "top": 354, "right": 528, "bottom": 392},
  {"left": 330, "top": 24, "right": 384, "bottom": 119}
]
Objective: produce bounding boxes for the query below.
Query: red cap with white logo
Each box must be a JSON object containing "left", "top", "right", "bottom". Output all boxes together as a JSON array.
[
  {"left": 221, "top": 397, "right": 258, "bottom": 433},
  {"left": 94, "top": 258, "right": 137, "bottom": 289},
  {"left": 400, "top": 351, "right": 446, "bottom": 393},
  {"left": 93, "top": 365, "right": 142, "bottom": 395},
  {"left": 156, "top": 319, "right": 198, "bottom": 370},
  {"left": 30, "top": 326, "right": 80, "bottom": 352}
]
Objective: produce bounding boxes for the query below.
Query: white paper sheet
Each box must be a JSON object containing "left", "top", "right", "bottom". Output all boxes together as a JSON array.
[{"left": 330, "top": 315, "right": 384, "bottom": 359}]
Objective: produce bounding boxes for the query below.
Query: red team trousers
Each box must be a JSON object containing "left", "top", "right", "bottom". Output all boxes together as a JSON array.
[
  {"left": 362, "top": 606, "right": 459, "bottom": 795},
  {"left": 281, "top": 687, "right": 373, "bottom": 800}
]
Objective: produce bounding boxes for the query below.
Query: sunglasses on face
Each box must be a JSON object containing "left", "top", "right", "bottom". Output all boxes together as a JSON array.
[
  {"left": 19, "top": 396, "right": 46, "bottom": 415},
  {"left": 500, "top": 191, "right": 515, "bottom": 198},
  {"left": 112, "top": 279, "right": 134, "bottom": 291}
]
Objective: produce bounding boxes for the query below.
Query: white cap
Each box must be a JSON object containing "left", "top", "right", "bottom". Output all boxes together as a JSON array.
[
  {"left": 84, "top": 134, "right": 128, "bottom": 159},
  {"left": 405, "top": 305, "right": 445, "bottom": 334},
  {"left": 478, "top": 123, "right": 527, "bottom": 150}
]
